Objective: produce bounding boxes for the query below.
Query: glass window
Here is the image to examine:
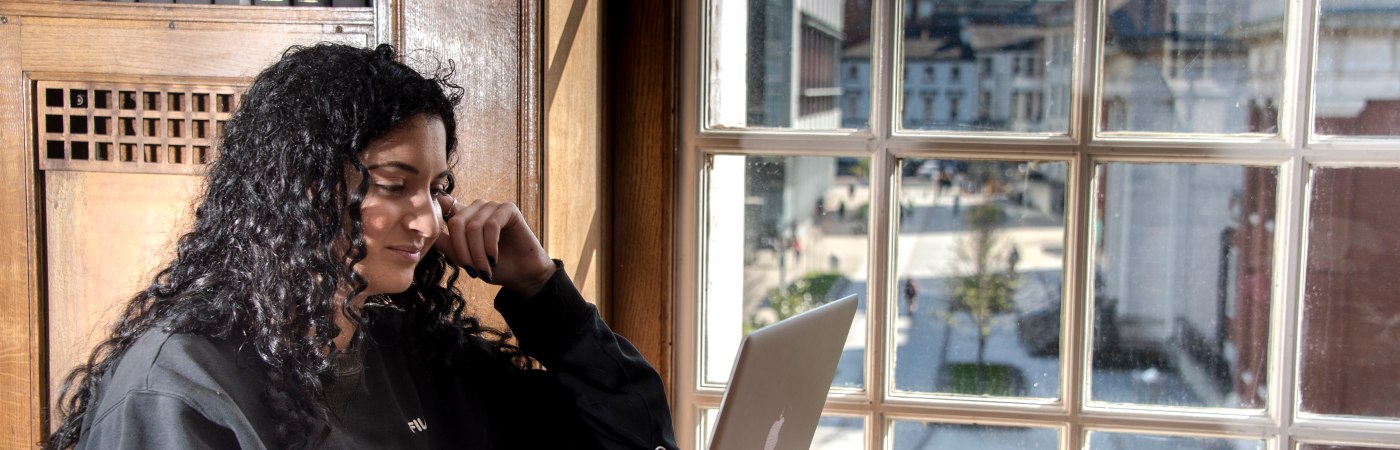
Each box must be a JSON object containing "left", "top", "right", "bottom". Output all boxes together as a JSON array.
[
  {"left": 900, "top": 2, "right": 1073, "bottom": 133},
  {"left": 1298, "top": 444, "right": 1400, "bottom": 450},
  {"left": 1100, "top": 0, "right": 1286, "bottom": 134},
  {"left": 1091, "top": 163, "right": 1277, "bottom": 409},
  {"left": 893, "top": 159, "right": 1067, "bottom": 400},
  {"left": 1087, "top": 431, "right": 1265, "bottom": 450},
  {"left": 683, "top": 0, "right": 1400, "bottom": 449},
  {"left": 1313, "top": 0, "right": 1400, "bottom": 137},
  {"left": 1300, "top": 167, "right": 1400, "bottom": 419},
  {"left": 812, "top": 415, "right": 866, "bottom": 450},
  {"left": 706, "top": 0, "right": 872, "bottom": 130},
  {"left": 703, "top": 155, "right": 868, "bottom": 389},
  {"left": 890, "top": 420, "right": 1058, "bottom": 449},
  {"left": 700, "top": 409, "right": 865, "bottom": 450}
]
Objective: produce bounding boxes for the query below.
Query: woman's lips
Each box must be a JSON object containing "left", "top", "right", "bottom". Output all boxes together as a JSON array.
[{"left": 387, "top": 246, "right": 423, "bottom": 263}]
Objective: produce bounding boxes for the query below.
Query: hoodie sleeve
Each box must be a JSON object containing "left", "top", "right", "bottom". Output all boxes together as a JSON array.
[
  {"left": 494, "top": 260, "right": 678, "bottom": 450},
  {"left": 77, "top": 390, "right": 241, "bottom": 450}
]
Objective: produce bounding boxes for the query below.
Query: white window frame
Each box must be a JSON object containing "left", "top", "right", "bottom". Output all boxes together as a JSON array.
[{"left": 674, "top": 0, "right": 1400, "bottom": 449}]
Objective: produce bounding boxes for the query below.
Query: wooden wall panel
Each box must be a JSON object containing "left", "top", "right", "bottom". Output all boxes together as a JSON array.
[
  {"left": 21, "top": 17, "right": 369, "bottom": 79},
  {"left": 543, "top": 0, "right": 604, "bottom": 311},
  {"left": 0, "top": 2, "right": 551, "bottom": 444},
  {"left": 0, "top": 13, "right": 41, "bottom": 450},
  {"left": 0, "top": 2, "right": 369, "bottom": 25},
  {"left": 517, "top": 0, "right": 542, "bottom": 256},
  {"left": 402, "top": 1, "right": 523, "bottom": 206},
  {"left": 0, "top": 5, "right": 375, "bottom": 445},
  {"left": 605, "top": 0, "right": 676, "bottom": 393},
  {"left": 401, "top": 0, "right": 536, "bottom": 328},
  {"left": 44, "top": 171, "right": 202, "bottom": 409}
]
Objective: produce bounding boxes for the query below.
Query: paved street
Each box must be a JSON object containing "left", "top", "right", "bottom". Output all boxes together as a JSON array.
[
  {"left": 815, "top": 189, "right": 1067, "bottom": 396},
  {"left": 740, "top": 182, "right": 1231, "bottom": 449}
]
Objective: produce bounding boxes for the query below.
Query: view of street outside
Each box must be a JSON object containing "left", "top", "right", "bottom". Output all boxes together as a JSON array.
[
  {"left": 1087, "top": 432, "right": 1265, "bottom": 450},
  {"left": 699, "top": 0, "right": 1400, "bottom": 446},
  {"left": 713, "top": 157, "right": 1266, "bottom": 449},
  {"left": 890, "top": 421, "right": 1056, "bottom": 449}
]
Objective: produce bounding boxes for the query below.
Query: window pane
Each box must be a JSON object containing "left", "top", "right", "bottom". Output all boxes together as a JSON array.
[
  {"left": 891, "top": 420, "right": 1058, "bottom": 449},
  {"left": 701, "top": 409, "right": 866, "bottom": 450},
  {"left": 1087, "top": 431, "right": 1265, "bottom": 450},
  {"left": 703, "top": 155, "right": 868, "bottom": 388},
  {"left": 707, "top": 0, "right": 871, "bottom": 130},
  {"left": 892, "top": 159, "right": 1067, "bottom": 399},
  {"left": 1313, "top": 1, "right": 1400, "bottom": 136},
  {"left": 1300, "top": 167, "right": 1400, "bottom": 419},
  {"left": 1100, "top": 0, "right": 1285, "bottom": 134},
  {"left": 813, "top": 415, "right": 866, "bottom": 450},
  {"left": 898, "top": 1, "right": 1074, "bottom": 133},
  {"left": 1299, "top": 445, "right": 1400, "bottom": 450},
  {"left": 1091, "top": 163, "right": 1278, "bottom": 409}
]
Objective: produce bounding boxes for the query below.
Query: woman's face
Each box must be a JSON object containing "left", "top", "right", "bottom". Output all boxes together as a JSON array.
[{"left": 353, "top": 114, "right": 450, "bottom": 296}]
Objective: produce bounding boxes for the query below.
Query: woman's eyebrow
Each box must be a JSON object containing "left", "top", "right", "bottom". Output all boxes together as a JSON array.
[
  {"left": 435, "top": 170, "right": 451, "bottom": 180},
  {"left": 365, "top": 161, "right": 419, "bottom": 174}
]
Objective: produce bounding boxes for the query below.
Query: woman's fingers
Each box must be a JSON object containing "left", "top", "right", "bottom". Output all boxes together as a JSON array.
[
  {"left": 432, "top": 196, "right": 544, "bottom": 288},
  {"left": 478, "top": 202, "right": 511, "bottom": 274},
  {"left": 433, "top": 194, "right": 459, "bottom": 259},
  {"left": 461, "top": 201, "right": 495, "bottom": 280},
  {"left": 434, "top": 195, "right": 474, "bottom": 274}
]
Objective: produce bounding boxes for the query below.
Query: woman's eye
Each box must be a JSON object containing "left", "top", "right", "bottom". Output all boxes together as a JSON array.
[
  {"left": 431, "top": 186, "right": 449, "bottom": 198},
  {"left": 375, "top": 183, "right": 406, "bottom": 193}
]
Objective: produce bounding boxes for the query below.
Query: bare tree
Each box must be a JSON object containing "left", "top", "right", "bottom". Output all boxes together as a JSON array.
[{"left": 946, "top": 203, "right": 1019, "bottom": 393}]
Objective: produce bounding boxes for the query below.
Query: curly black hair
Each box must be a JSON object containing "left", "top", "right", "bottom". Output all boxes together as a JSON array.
[{"left": 46, "top": 43, "right": 521, "bottom": 449}]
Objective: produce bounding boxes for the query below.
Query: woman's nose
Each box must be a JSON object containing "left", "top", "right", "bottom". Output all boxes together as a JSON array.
[{"left": 406, "top": 192, "right": 442, "bottom": 236}]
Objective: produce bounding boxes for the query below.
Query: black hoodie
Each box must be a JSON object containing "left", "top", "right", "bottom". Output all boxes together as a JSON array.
[{"left": 74, "top": 263, "right": 677, "bottom": 449}]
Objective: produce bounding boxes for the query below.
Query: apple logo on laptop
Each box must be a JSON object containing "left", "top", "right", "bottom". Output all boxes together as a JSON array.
[{"left": 763, "top": 409, "right": 786, "bottom": 450}]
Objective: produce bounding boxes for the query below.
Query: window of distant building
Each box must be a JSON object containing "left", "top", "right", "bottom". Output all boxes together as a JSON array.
[
  {"left": 1012, "top": 91, "right": 1023, "bottom": 121},
  {"left": 979, "top": 90, "right": 992, "bottom": 120},
  {"left": 921, "top": 93, "right": 933, "bottom": 122},
  {"left": 798, "top": 22, "right": 840, "bottom": 119},
  {"left": 948, "top": 92, "right": 962, "bottom": 121},
  {"left": 1031, "top": 91, "right": 1042, "bottom": 122},
  {"left": 683, "top": 0, "right": 1400, "bottom": 449}
]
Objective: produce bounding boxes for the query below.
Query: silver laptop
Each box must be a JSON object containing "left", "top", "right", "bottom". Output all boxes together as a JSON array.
[{"left": 709, "top": 294, "right": 860, "bottom": 450}]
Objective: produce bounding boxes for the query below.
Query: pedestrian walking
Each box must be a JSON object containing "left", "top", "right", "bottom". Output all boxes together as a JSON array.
[{"left": 903, "top": 278, "right": 919, "bottom": 314}]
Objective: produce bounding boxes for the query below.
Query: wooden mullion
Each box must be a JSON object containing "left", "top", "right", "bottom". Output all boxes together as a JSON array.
[{"left": 604, "top": 0, "right": 676, "bottom": 394}]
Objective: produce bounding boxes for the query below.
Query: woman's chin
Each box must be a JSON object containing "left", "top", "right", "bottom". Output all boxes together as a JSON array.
[{"left": 363, "top": 277, "right": 415, "bottom": 296}]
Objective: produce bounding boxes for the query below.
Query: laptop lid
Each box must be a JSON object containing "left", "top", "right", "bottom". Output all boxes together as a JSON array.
[{"left": 708, "top": 294, "right": 859, "bottom": 450}]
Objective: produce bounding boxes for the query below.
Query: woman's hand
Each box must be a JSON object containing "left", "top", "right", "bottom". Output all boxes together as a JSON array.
[{"left": 434, "top": 195, "right": 556, "bottom": 297}]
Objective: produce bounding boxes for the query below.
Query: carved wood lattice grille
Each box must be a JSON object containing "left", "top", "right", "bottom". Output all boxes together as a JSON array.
[{"left": 35, "top": 80, "right": 243, "bottom": 175}]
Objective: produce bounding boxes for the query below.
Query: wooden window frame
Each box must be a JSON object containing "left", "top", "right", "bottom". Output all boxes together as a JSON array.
[{"left": 674, "top": 0, "right": 1400, "bottom": 449}]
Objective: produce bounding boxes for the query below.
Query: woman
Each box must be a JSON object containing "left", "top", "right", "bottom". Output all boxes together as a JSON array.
[{"left": 46, "top": 43, "right": 676, "bottom": 449}]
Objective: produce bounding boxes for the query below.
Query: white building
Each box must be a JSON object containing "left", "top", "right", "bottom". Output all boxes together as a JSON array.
[
  {"left": 1100, "top": 0, "right": 1252, "bottom": 133},
  {"left": 902, "top": 38, "right": 979, "bottom": 130},
  {"left": 839, "top": 2, "right": 1072, "bottom": 133},
  {"left": 841, "top": 40, "right": 872, "bottom": 129},
  {"left": 1242, "top": 0, "right": 1400, "bottom": 134}
]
